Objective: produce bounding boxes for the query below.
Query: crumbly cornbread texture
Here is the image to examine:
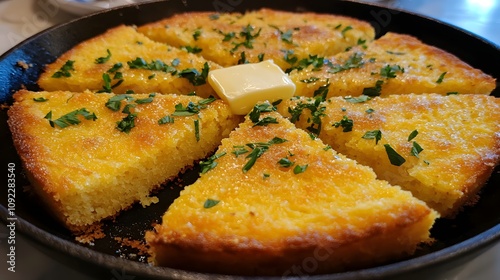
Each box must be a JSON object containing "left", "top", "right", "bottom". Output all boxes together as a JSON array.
[
  {"left": 290, "top": 33, "right": 496, "bottom": 98},
  {"left": 146, "top": 109, "right": 437, "bottom": 275},
  {"left": 278, "top": 94, "right": 500, "bottom": 217},
  {"left": 38, "top": 25, "right": 220, "bottom": 98},
  {"left": 137, "top": 8, "right": 375, "bottom": 70},
  {"left": 7, "top": 90, "right": 242, "bottom": 230}
]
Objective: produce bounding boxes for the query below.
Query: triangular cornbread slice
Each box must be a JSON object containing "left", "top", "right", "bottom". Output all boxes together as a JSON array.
[
  {"left": 38, "top": 25, "right": 220, "bottom": 98},
  {"left": 146, "top": 106, "right": 437, "bottom": 275},
  {"left": 290, "top": 32, "right": 496, "bottom": 98},
  {"left": 7, "top": 90, "right": 242, "bottom": 231},
  {"left": 277, "top": 94, "right": 500, "bottom": 217},
  {"left": 137, "top": 8, "right": 375, "bottom": 70}
]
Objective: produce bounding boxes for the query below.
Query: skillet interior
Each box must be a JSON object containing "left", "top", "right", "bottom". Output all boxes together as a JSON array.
[{"left": 0, "top": 0, "right": 499, "bottom": 279}]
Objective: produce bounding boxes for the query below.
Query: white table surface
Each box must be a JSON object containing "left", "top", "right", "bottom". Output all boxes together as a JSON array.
[{"left": 0, "top": 0, "right": 499, "bottom": 279}]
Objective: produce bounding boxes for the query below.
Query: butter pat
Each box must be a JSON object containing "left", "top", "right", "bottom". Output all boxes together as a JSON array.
[{"left": 208, "top": 60, "right": 296, "bottom": 115}]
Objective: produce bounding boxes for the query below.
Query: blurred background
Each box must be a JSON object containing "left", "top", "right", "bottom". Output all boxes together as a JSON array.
[{"left": 0, "top": 0, "right": 499, "bottom": 279}]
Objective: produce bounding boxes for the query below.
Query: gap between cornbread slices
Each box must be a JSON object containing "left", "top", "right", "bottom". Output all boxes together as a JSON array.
[
  {"left": 7, "top": 90, "right": 242, "bottom": 232},
  {"left": 277, "top": 94, "right": 500, "bottom": 218},
  {"left": 37, "top": 25, "right": 220, "bottom": 98},
  {"left": 137, "top": 8, "right": 375, "bottom": 70},
  {"left": 146, "top": 105, "right": 437, "bottom": 275},
  {"left": 289, "top": 32, "right": 496, "bottom": 98}
]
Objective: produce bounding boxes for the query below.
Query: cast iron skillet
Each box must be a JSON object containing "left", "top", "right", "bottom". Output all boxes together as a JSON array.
[{"left": 1, "top": 0, "right": 499, "bottom": 279}]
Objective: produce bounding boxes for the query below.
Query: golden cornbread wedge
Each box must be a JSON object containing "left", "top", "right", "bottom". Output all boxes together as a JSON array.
[
  {"left": 277, "top": 94, "right": 500, "bottom": 217},
  {"left": 146, "top": 108, "right": 437, "bottom": 275},
  {"left": 7, "top": 90, "right": 242, "bottom": 231},
  {"left": 137, "top": 8, "right": 375, "bottom": 70},
  {"left": 290, "top": 32, "right": 496, "bottom": 98},
  {"left": 38, "top": 25, "right": 220, "bottom": 98}
]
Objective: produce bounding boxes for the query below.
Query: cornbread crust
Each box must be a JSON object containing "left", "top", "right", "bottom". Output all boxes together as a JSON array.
[
  {"left": 278, "top": 94, "right": 500, "bottom": 217},
  {"left": 7, "top": 90, "right": 242, "bottom": 231},
  {"left": 290, "top": 32, "right": 496, "bottom": 98},
  {"left": 146, "top": 110, "right": 437, "bottom": 275},
  {"left": 37, "top": 25, "right": 220, "bottom": 98},
  {"left": 137, "top": 9, "right": 375, "bottom": 70}
]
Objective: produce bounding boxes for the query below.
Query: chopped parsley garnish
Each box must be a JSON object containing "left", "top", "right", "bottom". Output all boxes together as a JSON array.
[
  {"left": 200, "top": 152, "right": 226, "bottom": 174},
  {"left": 344, "top": 95, "right": 371, "bottom": 103},
  {"left": 209, "top": 14, "right": 220, "bottom": 20},
  {"left": 362, "top": 80, "right": 384, "bottom": 97},
  {"left": 269, "top": 25, "right": 294, "bottom": 44},
  {"left": 278, "top": 157, "right": 294, "bottom": 168},
  {"left": 127, "top": 57, "right": 177, "bottom": 74},
  {"left": 237, "top": 51, "right": 249, "bottom": 64},
  {"left": 408, "top": 130, "right": 419, "bottom": 141},
  {"left": 313, "top": 82, "right": 330, "bottom": 102},
  {"left": 436, "top": 71, "right": 447, "bottom": 84},
  {"left": 158, "top": 115, "right": 174, "bottom": 124},
  {"left": 327, "top": 52, "right": 365, "bottom": 74},
  {"left": 300, "top": 77, "right": 320, "bottom": 84},
  {"left": 253, "top": 116, "right": 278, "bottom": 127},
  {"left": 203, "top": 199, "right": 220, "bottom": 209},
  {"left": 365, "top": 108, "right": 375, "bottom": 114},
  {"left": 172, "top": 102, "right": 200, "bottom": 116},
  {"left": 95, "top": 49, "right": 111, "bottom": 64},
  {"left": 116, "top": 112, "right": 137, "bottom": 133},
  {"left": 193, "top": 29, "right": 202, "bottom": 40},
  {"left": 135, "top": 93, "right": 156, "bottom": 104},
  {"left": 33, "top": 97, "right": 48, "bottom": 102},
  {"left": 98, "top": 73, "right": 123, "bottom": 93},
  {"left": 257, "top": 53, "right": 265, "bottom": 62},
  {"left": 362, "top": 130, "right": 382, "bottom": 144},
  {"left": 384, "top": 144, "right": 406, "bottom": 166},
  {"left": 231, "top": 24, "right": 262, "bottom": 52},
  {"left": 232, "top": 146, "right": 249, "bottom": 157},
  {"left": 386, "top": 50, "right": 406, "bottom": 55},
  {"left": 333, "top": 115, "right": 354, "bottom": 132},
  {"left": 380, "top": 64, "right": 404, "bottom": 78},
  {"left": 241, "top": 137, "right": 288, "bottom": 173},
  {"left": 293, "top": 164, "right": 308, "bottom": 174},
  {"left": 182, "top": 45, "right": 203, "bottom": 54},
  {"left": 341, "top": 25, "right": 353, "bottom": 37},
  {"left": 148, "top": 73, "right": 156, "bottom": 79},
  {"left": 447, "top": 92, "right": 459, "bottom": 95},
  {"left": 44, "top": 108, "right": 97, "bottom": 128},
  {"left": 249, "top": 102, "right": 276, "bottom": 124},
  {"left": 410, "top": 141, "right": 424, "bottom": 158},
  {"left": 217, "top": 30, "right": 236, "bottom": 42},
  {"left": 52, "top": 60, "right": 75, "bottom": 78},
  {"left": 105, "top": 94, "right": 134, "bottom": 111},
  {"left": 107, "top": 62, "right": 123, "bottom": 73},
  {"left": 288, "top": 97, "right": 326, "bottom": 135},
  {"left": 178, "top": 62, "right": 209, "bottom": 86},
  {"left": 323, "top": 145, "right": 332, "bottom": 151},
  {"left": 286, "top": 54, "right": 325, "bottom": 73},
  {"left": 194, "top": 119, "right": 200, "bottom": 141}
]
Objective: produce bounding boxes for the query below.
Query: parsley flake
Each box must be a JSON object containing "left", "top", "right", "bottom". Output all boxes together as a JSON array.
[
  {"left": 95, "top": 49, "right": 112, "bottom": 64},
  {"left": 178, "top": 62, "right": 209, "bottom": 86},
  {"left": 44, "top": 108, "right": 97, "bottom": 128},
  {"left": 362, "top": 130, "right": 382, "bottom": 144},
  {"left": 333, "top": 115, "right": 354, "bottom": 132},
  {"left": 200, "top": 152, "right": 226, "bottom": 174},
  {"left": 52, "top": 60, "right": 75, "bottom": 78},
  {"left": 436, "top": 71, "right": 447, "bottom": 84},
  {"left": 408, "top": 130, "right": 419, "bottom": 141},
  {"left": 293, "top": 164, "right": 308, "bottom": 174},
  {"left": 410, "top": 141, "right": 424, "bottom": 158},
  {"left": 203, "top": 199, "right": 220, "bottom": 209},
  {"left": 362, "top": 80, "right": 384, "bottom": 97},
  {"left": 33, "top": 97, "right": 48, "bottom": 102},
  {"left": 384, "top": 144, "right": 406, "bottom": 166}
]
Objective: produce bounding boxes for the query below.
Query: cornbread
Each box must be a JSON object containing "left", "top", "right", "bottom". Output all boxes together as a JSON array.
[
  {"left": 137, "top": 8, "right": 375, "bottom": 70},
  {"left": 38, "top": 25, "right": 220, "bottom": 98},
  {"left": 290, "top": 32, "right": 496, "bottom": 98},
  {"left": 7, "top": 90, "right": 242, "bottom": 231},
  {"left": 146, "top": 108, "right": 437, "bottom": 275},
  {"left": 277, "top": 94, "right": 500, "bottom": 217}
]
